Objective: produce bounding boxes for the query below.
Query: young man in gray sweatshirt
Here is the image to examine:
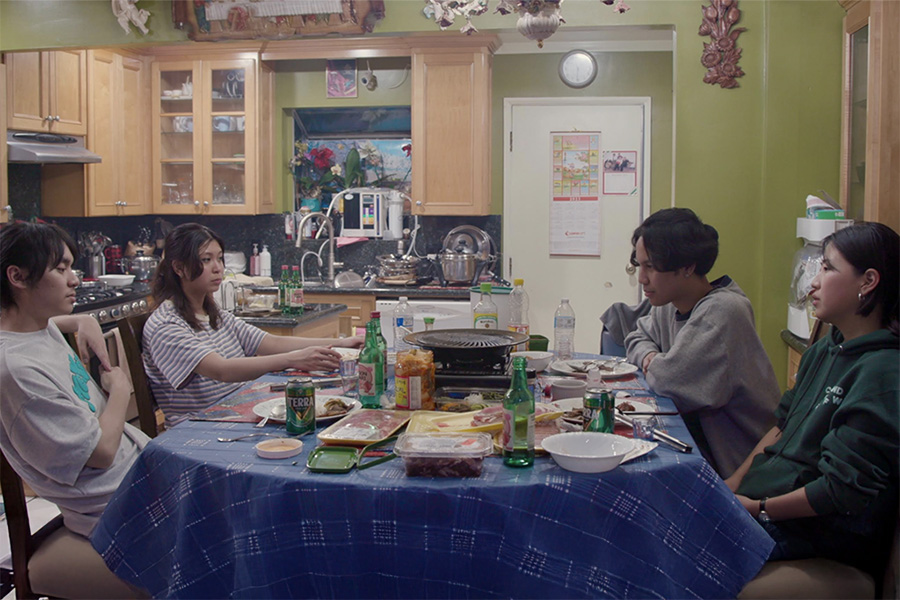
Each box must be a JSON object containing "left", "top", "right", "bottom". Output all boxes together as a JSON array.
[{"left": 624, "top": 208, "right": 780, "bottom": 477}]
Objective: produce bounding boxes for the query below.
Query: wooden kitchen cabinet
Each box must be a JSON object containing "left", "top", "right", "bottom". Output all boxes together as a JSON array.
[
  {"left": 5, "top": 50, "right": 87, "bottom": 136},
  {"left": 411, "top": 40, "right": 495, "bottom": 216},
  {"left": 42, "top": 50, "right": 151, "bottom": 217},
  {"left": 839, "top": 0, "right": 899, "bottom": 228},
  {"left": 150, "top": 54, "right": 274, "bottom": 215},
  {"left": 304, "top": 293, "right": 375, "bottom": 337}
]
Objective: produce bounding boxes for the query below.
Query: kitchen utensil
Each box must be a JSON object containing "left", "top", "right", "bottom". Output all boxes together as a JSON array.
[
  {"left": 541, "top": 432, "right": 635, "bottom": 473},
  {"left": 406, "top": 329, "right": 529, "bottom": 372},
  {"left": 256, "top": 438, "right": 303, "bottom": 459},
  {"left": 614, "top": 413, "right": 693, "bottom": 453},
  {"left": 334, "top": 270, "right": 365, "bottom": 288},
  {"left": 376, "top": 254, "right": 420, "bottom": 284},
  {"left": 306, "top": 436, "right": 398, "bottom": 473},
  {"left": 255, "top": 402, "right": 285, "bottom": 427},
  {"left": 217, "top": 433, "right": 286, "bottom": 443},
  {"left": 98, "top": 274, "right": 135, "bottom": 287},
  {"left": 122, "top": 250, "right": 159, "bottom": 282},
  {"left": 509, "top": 351, "right": 554, "bottom": 372}
]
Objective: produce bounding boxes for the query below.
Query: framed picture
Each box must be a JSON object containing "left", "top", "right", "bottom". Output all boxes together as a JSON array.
[{"left": 326, "top": 60, "right": 358, "bottom": 98}]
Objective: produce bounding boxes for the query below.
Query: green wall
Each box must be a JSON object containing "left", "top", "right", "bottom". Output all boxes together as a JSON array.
[{"left": 0, "top": 0, "right": 847, "bottom": 389}]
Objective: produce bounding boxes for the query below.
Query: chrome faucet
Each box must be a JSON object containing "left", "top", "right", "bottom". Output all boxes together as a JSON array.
[
  {"left": 295, "top": 211, "right": 342, "bottom": 285},
  {"left": 299, "top": 251, "right": 323, "bottom": 284}
]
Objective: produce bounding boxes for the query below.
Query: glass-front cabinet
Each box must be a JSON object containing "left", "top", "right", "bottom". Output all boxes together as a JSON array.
[{"left": 152, "top": 59, "right": 257, "bottom": 214}]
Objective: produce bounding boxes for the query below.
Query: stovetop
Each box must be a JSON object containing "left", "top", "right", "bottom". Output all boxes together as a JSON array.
[{"left": 73, "top": 285, "right": 145, "bottom": 310}]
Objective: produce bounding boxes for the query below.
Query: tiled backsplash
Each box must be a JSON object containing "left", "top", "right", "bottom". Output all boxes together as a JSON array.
[{"left": 6, "top": 164, "right": 501, "bottom": 280}]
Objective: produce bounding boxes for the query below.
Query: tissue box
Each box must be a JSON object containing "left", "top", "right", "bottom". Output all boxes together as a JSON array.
[{"left": 806, "top": 207, "right": 846, "bottom": 220}]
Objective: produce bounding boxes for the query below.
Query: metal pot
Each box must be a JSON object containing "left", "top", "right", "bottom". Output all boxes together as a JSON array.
[
  {"left": 439, "top": 251, "right": 480, "bottom": 285},
  {"left": 122, "top": 250, "right": 159, "bottom": 281},
  {"left": 376, "top": 254, "right": 420, "bottom": 285}
]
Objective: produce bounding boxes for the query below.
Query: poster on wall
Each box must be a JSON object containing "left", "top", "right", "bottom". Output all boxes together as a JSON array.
[
  {"left": 601, "top": 150, "right": 638, "bottom": 195},
  {"left": 550, "top": 132, "right": 602, "bottom": 257},
  {"left": 326, "top": 60, "right": 357, "bottom": 98}
]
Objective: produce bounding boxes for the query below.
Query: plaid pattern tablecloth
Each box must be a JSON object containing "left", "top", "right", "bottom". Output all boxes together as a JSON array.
[{"left": 92, "top": 368, "right": 773, "bottom": 599}]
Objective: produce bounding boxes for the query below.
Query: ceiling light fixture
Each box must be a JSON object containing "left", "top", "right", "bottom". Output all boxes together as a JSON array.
[{"left": 424, "top": 0, "right": 630, "bottom": 48}]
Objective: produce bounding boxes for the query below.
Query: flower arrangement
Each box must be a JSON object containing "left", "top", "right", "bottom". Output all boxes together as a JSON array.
[{"left": 290, "top": 141, "right": 344, "bottom": 199}]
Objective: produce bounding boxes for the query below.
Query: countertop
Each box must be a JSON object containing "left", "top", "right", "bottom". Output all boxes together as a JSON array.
[
  {"left": 236, "top": 303, "right": 346, "bottom": 328},
  {"left": 274, "top": 282, "right": 471, "bottom": 300},
  {"left": 781, "top": 329, "right": 809, "bottom": 353}
]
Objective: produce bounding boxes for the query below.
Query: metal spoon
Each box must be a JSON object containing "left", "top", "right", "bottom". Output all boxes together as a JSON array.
[
  {"left": 217, "top": 433, "right": 285, "bottom": 443},
  {"left": 255, "top": 402, "right": 285, "bottom": 428}
]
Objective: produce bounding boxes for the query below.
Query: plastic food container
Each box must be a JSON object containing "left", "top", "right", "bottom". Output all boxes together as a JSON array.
[{"left": 393, "top": 432, "right": 493, "bottom": 477}]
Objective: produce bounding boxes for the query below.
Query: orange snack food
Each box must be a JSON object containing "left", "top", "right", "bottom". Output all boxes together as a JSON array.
[{"left": 395, "top": 349, "right": 436, "bottom": 410}]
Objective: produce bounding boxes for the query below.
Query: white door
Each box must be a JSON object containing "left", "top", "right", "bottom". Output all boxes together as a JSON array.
[{"left": 503, "top": 98, "right": 650, "bottom": 354}]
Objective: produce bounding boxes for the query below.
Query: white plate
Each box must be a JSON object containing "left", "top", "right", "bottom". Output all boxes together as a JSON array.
[
  {"left": 253, "top": 395, "right": 361, "bottom": 424},
  {"left": 550, "top": 396, "right": 654, "bottom": 414},
  {"left": 549, "top": 359, "right": 638, "bottom": 379},
  {"left": 333, "top": 347, "right": 360, "bottom": 360},
  {"left": 620, "top": 439, "right": 658, "bottom": 464}
]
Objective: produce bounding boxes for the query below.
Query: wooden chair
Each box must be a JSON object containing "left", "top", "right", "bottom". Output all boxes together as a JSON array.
[
  {"left": 116, "top": 312, "right": 160, "bottom": 438},
  {"left": 0, "top": 451, "right": 146, "bottom": 599}
]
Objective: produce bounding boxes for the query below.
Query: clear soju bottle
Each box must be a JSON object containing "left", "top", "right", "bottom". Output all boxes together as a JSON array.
[
  {"left": 502, "top": 356, "right": 535, "bottom": 467},
  {"left": 358, "top": 320, "right": 385, "bottom": 409}
]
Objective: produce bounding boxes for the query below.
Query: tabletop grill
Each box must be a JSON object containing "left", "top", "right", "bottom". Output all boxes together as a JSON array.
[{"left": 405, "top": 329, "right": 531, "bottom": 387}]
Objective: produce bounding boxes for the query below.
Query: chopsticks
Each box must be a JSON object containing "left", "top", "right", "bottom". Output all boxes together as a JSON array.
[
  {"left": 269, "top": 377, "right": 341, "bottom": 392},
  {"left": 614, "top": 414, "right": 693, "bottom": 453}
]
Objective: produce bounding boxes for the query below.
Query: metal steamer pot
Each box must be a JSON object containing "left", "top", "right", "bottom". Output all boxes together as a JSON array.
[
  {"left": 438, "top": 251, "right": 484, "bottom": 285},
  {"left": 121, "top": 250, "right": 159, "bottom": 282},
  {"left": 376, "top": 254, "right": 421, "bottom": 285}
]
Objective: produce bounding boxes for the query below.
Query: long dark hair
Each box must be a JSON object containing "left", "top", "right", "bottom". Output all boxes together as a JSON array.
[
  {"left": 0, "top": 222, "right": 78, "bottom": 310},
  {"left": 152, "top": 223, "right": 225, "bottom": 331},
  {"left": 824, "top": 222, "right": 899, "bottom": 335},
  {"left": 630, "top": 208, "right": 719, "bottom": 275}
]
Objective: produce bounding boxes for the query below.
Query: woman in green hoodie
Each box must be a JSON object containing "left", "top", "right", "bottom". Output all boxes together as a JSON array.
[{"left": 726, "top": 222, "right": 899, "bottom": 576}]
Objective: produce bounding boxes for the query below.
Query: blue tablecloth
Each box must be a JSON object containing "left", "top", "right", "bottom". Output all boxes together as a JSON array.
[{"left": 92, "top": 371, "right": 774, "bottom": 599}]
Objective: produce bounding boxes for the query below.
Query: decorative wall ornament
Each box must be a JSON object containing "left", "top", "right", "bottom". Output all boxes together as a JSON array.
[
  {"left": 172, "top": 0, "right": 385, "bottom": 40},
  {"left": 111, "top": 0, "right": 150, "bottom": 35},
  {"left": 424, "top": 0, "right": 627, "bottom": 45},
  {"left": 698, "top": 0, "right": 745, "bottom": 89}
]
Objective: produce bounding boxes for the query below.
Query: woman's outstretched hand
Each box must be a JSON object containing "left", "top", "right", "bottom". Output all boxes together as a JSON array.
[{"left": 285, "top": 346, "right": 342, "bottom": 372}]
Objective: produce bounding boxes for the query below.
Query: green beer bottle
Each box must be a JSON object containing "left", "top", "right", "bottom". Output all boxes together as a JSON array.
[
  {"left": 358, "top": 320, "right": 385, "bottom": 409},
  {"left": 502, "top": 356, "right": 535, "bottom": 467},
  {"left": 278, "top": 265, "right": 290, "bottom": 315}
]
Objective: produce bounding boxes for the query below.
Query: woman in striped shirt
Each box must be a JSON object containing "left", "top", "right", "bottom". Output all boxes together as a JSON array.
[{"left": 143, "top": 223, "right": 362, "bottom": 426}]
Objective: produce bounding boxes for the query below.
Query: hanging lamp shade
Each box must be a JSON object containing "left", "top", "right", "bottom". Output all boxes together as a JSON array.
[{"left": 516, "top": 5, "right": 563, "bottom": 48}]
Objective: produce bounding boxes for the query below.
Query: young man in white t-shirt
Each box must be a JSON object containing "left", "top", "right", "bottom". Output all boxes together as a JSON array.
[{"left": 0, "top": 221, "right": 148, "bottom": 597}]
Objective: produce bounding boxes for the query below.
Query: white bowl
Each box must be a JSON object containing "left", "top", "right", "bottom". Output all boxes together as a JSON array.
[
  {"left": 541, "top": 432, "right": 635, "bottom": 473},
  {"left": 511, "top": 351, "right": 554, "bottom": 372},
  {"left": 550, "top": 378, "right": 587, "bottom": 400},
  {"left": 98, "top": 274, "right": 135, "bottom": 287}
]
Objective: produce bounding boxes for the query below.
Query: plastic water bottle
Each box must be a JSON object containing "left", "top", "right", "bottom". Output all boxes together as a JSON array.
[
  {"left": 507, "top": 278, "right": 530, "bottom": 351},
  {"left": 393, "top": 296, "right": 414, "bottom": 351},
  {"left": 554, "top": 298, "right": 576, "bottom": 360}
]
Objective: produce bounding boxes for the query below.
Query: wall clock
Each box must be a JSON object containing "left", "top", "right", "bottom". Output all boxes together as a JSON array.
[{"left": 558, "top": 50, "right": 598, "bottom": 89}]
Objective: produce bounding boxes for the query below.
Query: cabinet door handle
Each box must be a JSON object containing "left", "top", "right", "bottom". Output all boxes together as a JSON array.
[
  {"left": 43, "top": 115, "right": 52, "bottom": 122},
  {"left": 203, "top": 201, "right": 210, "bottom": 207},
  {"left": 194, "top": 201, "right": 200, "bottom": 206},
  {"left": 415, "top": 200, "right": 422, "bottom": 206},
  {"left": 53, "top": 115, "right": 61, "bottom": 122}
]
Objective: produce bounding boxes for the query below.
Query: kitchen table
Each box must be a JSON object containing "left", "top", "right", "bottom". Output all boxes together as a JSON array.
[{"left": 91, "top": 367, "right": 774, "bottom": 599}]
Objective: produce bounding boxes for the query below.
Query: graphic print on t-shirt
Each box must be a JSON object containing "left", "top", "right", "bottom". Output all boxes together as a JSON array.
[{"left": 68, "top": 354, "right": 96, "bottom": 413}]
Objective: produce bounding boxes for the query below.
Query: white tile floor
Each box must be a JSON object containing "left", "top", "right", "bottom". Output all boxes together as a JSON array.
[{"left": 0, "top": 496, "right": 60, "bottom": 600}]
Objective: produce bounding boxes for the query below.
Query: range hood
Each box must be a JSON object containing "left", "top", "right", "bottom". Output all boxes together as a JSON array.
[
  {"left": 7, "top": 130, "right": 102, "bottom": 164},
  {"left": 292, "top": 106, "right": 411, "bottom": 140}
]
